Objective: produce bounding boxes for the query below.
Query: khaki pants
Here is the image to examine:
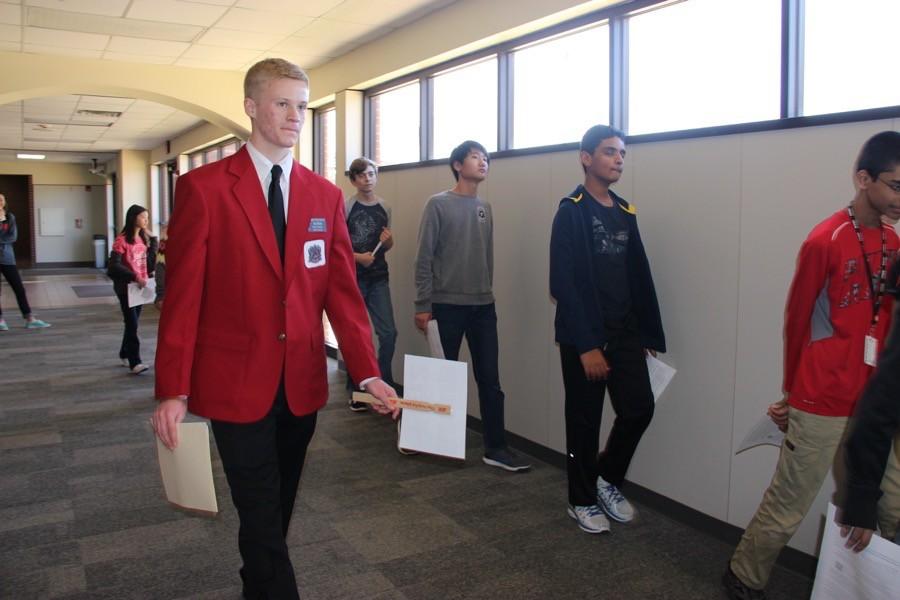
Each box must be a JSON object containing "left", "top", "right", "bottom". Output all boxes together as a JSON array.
[{"left": 730, "top": 408, "right": 900, "bottom": 590}]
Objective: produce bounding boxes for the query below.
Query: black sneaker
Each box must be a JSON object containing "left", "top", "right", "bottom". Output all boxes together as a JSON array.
[
  {"left": 482, "top": 448, "right": 531, "bottom": 472},
  {"left": 348, "top": 398, "right": 368, "bottom": 412},
  {"left": 722, "top": 567, "right": 767, "bottom": 600}
]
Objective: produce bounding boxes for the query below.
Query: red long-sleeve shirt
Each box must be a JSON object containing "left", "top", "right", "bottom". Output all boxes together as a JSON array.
[{"left": 784, "top": 210, "right": 898, "bottom": 417}]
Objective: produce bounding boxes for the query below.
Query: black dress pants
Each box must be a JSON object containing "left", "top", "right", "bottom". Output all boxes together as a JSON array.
[
  {"left": 115, "top": 292, "right": 142, "bottom": 367},
  {"left": 560, "top": 315, "right": 655, "bottom": 506},
  {"left": 0, "top": 263, "right": 32, "bottom": 318},
  {"left": 211, "top": 381, "right": 317, "bottom": 600}
]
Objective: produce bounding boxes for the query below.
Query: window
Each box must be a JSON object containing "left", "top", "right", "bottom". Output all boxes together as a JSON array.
[
  {"left": 803, "top": 0, "right": 900, "bottom": 116},
  {"left": 315, "top": 107, "right": 337, "bottom": 183},
  {"left": 189, "top": 153, "right": 203, "bottom": 171},
  {"left": 431, "top": 57, "right": 498, "bottom": 159},
  {"left": 370, "top": 81, "right": 420, "bottom": 166},
  {"left": 512, "top": 25, "right": 609, "bottom": 149},
  {"left": 626, "top": 0, "right": 781, "bottom": 135}
]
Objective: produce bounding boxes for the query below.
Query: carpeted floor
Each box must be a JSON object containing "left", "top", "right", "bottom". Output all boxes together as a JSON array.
[{"left": 0, "top": 305, "right": 814, "bottom": 599}]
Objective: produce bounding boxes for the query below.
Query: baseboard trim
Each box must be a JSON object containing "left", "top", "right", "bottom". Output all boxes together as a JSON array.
[{"left": 465, "top": 415, "right": 818, "bottom": 580}]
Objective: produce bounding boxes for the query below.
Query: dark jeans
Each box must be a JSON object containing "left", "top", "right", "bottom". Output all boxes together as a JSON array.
[
  {"left": 560, "top": 315, "right": 654, "bottom": 506},
  {"left": 116, "top": 292, "right": 142, "bottom": 368},
  {"left": 0, "top": 263, "right": 32, "bottom": 318},
  {"left": 432, "top": 302, "right": 506, "bottom": 451},
  {"left": 211, "top": 382, "right": 317, "bottom": 600},
  {"left": 347, "top": 277, "right": 397, "bottom": 389}
]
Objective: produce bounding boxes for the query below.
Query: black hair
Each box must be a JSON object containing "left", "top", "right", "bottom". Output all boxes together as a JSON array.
[
  {"left": 856, "top": 131, "right": 900, "bottom": 180},
  {"left": 121, "top": 204, "right": 149, "bottom": 245},
  {"left": 579, "top": 125, "right": 625, "bottom": 173},
  {"left": 449, "top": 140, "right": 489, "bottom": 181}
]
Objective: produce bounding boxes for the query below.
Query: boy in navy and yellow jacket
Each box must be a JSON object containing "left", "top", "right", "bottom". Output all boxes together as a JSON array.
[{"left": 550, "top": 124, "right": 665, "bottom": 534}]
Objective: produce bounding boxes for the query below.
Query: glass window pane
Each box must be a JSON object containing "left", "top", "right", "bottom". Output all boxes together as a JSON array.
[
  {"left": 432, "top": 57, "right": 497, "bottom": 159},
  {"left": 371, "top": 82, "right": 420, "bottom": 166},
  {"left": 189, "top": 153, "right": 202, "bottom": 170},
  {"left": 513, "top": 25, "right": 609, "bottom": 149},
  {"left": 318, "top": 108, "right": 336, "bottom": 183},
  {"left": 627, "top": 0, "right": 781, "bottom": 135},
  {"left": 803, "top": 0, "right": 900, "bottom": 116},
  {"left": 221, "top": 141, "right": 239, "bottom": 158},
  {"left": 204, "top": 148, "right": 219, "bottom": 164}
]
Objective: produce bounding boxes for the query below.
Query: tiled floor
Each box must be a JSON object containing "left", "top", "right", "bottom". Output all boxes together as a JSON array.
[
  {"left": 8, "top": 268, "right": 118, "bottom": 317},
  {"left": 0, "top": 270, "right": 816, "bottom": 599}
]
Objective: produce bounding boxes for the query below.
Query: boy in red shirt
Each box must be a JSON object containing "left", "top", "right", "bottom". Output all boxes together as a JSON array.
[{"left": 724, "top": 131, "right": 900, "bottom": 599}]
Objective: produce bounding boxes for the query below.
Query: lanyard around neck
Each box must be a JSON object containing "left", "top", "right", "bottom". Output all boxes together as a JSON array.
[{"left": 847, "top": 205, "right": 888, "bottom": 328}]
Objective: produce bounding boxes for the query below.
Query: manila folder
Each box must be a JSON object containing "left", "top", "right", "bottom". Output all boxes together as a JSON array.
[{"left": 155, "top": 422, "right": 218, "bottom": 515}]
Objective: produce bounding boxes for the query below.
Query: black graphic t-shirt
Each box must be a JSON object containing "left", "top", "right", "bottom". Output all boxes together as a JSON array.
[
  {"left": 346, "top": 197, "right": 390, "bottom": 282},
  {"left": 586, "top": 195, "right": 631, "bottom": 322}
]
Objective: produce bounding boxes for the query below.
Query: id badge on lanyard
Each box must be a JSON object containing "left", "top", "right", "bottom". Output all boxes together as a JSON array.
[{"left": 864, "top": 334, "right": 878, "bottom": 367}]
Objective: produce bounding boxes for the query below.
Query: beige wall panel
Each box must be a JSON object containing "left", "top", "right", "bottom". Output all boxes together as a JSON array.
[
  {"left": 486, "top": 154, "right": 555, "bottom": 444},
  {"left": 731, "top": 120, "right": 895, "bottom": 554},
  {"left": 618, "top": 136, "right": 742, "bottom": 519},
  {"left": 0, "top": 161, "right": 107, "bottom": 186}
]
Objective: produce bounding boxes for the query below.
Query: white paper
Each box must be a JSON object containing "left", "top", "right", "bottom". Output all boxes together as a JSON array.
[
  {"left": 735, "top": 414, "right": 785, "bottom": 454},
  {"left": 426, "top": 320, "right": 445, "bottom": 359},
  {"left": 645, "top": 354, "right": 676, "bottom": 402},
  {"left": 156, "top": 422, "right": 218, "bottom": 514},
  {"left": 810, "top": 503, "right": 900, "bottom": 600},
  {"left": 127, "top": 278, "right": 156, "bottom": 308},
  {"left": 372, "top": 240, "right": 383, "bottom": 255},
  {"left": 398, "top": 354, "right": 467, "bottom": 459}
]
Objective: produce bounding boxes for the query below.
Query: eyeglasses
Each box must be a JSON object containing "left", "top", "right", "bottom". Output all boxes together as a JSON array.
[{"left": 878, "top": 177, "right": 900, "bottom": 194}]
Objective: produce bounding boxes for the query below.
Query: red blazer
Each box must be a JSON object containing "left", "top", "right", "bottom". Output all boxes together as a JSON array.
[{"left": 155, "top": 147, "right": 379, "bottom": 423}]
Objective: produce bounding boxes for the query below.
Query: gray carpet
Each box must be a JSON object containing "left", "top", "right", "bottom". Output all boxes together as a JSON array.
[
  {"left": 71, "top": 285, "right": 115, "bottom": 298},
  {"left": 0, "top": 305, "right": 814, "bottom": 599}
]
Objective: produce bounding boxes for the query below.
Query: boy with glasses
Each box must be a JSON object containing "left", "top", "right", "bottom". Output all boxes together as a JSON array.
[{"left": 724, "top": 131, "right": 900, "bottom": 600}]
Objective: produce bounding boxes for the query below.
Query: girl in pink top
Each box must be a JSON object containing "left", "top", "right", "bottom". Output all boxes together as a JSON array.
[{"left": 107, "top": 205, "right": 157, "bottom": 374}]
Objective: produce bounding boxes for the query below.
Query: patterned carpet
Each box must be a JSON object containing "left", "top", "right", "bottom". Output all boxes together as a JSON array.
[{"left": 0, "top": 304, "right": 814, "bottom": 599}]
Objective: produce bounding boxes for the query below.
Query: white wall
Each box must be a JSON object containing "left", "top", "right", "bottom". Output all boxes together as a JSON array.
[
  {"left": 34, "top": 184, "right": 107, "bottom": 263},
  {"left": 375, "top": 118, "right": 898, "bottom": 556}
]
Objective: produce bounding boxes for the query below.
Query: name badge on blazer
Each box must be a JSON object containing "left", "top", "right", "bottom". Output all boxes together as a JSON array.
[
  {"left": 308, "top": 218, "right": 327, "bottom": 232},
  {"left": 304, "top": 240, "right": 326, "bottom": 268}
]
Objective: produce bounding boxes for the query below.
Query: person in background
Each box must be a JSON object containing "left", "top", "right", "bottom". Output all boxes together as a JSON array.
[
  {"left": 0, "top": 192, "right": 50, "bottom": 331},
  {"left": 414, "top": 140, "right": 531, "bottom": 472},
  {"left": 153, "top": 223, "right": 168, "bottom": 311},
  {"left": 107, "top": 204, "right": 157, "bottom": 374},
  {"left": 344, "top": 157, "right": 399, "bottom": 410}
]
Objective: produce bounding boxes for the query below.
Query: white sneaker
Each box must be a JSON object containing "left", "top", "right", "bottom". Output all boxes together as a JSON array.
[
  {"left": 120, "top": 358, "right": 130, "bottom": 367},
  {"left": 567, "top": 504, "right": 610, "bottom": 534},
  {"left": 596, "top": 476, "right": 635, "bottom": 523},
  {"left": 130, "top": 363, "right": 149, "bottom": 375}
]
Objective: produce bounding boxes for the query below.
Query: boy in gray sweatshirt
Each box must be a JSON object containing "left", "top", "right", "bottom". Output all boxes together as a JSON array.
[{"left": 414, "top": 140, "right": 530, "bottom": 472}]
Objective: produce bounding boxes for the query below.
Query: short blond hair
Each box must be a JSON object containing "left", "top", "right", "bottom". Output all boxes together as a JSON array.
[{"left": 244, "top": 58, "right": 308, "bottom": 100}]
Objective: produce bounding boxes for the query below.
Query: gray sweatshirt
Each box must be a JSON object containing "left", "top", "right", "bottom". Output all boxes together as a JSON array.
[
  {"left": 414, "top": 190, "right": 494, "bottom": 312},
  {"left": 0, "top": 211, "right": 17, "bottom": 265}
]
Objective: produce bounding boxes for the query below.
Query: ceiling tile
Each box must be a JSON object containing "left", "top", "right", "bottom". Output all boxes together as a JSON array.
[
  {"left": 107, "top": 36, "right": 188, "bottom": 57},
  {"left": 26, "top": 0, "right": 130, "bottom": 18},
  {"left": 127, "top": 0, "right": 228, "bottom": 27},
  {"left": 0, "top": 40, "right": 20, "bottom": 51},
  {"left": 196, "top": 27, "right": 285, "bottom": 50},
  {"left": 62, "top": 124, "right": 107, "bottom": 140},
  {"left": 215, "top": 7, "right": 311, "bottom": 35},
  {"left": 234, "top": 0, "right": 343, "bottom": 17},
  {"left": 0, "top": 4, "right": 21, "bottom": 25},
  {"left": 103, "top": 51, "right": 176, "bottom": 65},
  {"left": 77, "top": 96, "right": 134, "bottom": 110},
  {"left": 181, "top": 0, "right": 235, "bottom": 5},
  {"left": 0, "top": 23, "right": 19, "bottom": 41},
  {"left": 293, "top": 18, "right": 373, "bottom": 41},
  {"left": 23, "top": 44, "right": 103, "bottom": 58},
  {"left": 173, "top": 56, "right": 246, "bottom": 70},
  {"left": 180, "top": 43, "right": 259, "bottom": 63},
  {"left": 23, "top": 141, "right": 60, "bottom": 150},
  {"left": 125, "top": 100, "right": 176, "bottom": 116},
  {"left": 25, "top": 27, "right": 109, "bottom": 49}
]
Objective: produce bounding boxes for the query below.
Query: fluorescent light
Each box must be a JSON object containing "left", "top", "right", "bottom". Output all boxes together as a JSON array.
[{"left": 17, "top": 153, "right": 46, "bottom": 160}]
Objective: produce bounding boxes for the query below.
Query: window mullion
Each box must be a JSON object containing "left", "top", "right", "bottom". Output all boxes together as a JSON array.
[
  {"left": 782, "top": 0, "right": 803, "bottom": 118},
  {"left": 609, "top": 15, "right": 627, "bottom": 132}
]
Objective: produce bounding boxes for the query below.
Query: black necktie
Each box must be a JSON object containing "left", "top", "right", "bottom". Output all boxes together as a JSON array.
[{"left": 268, "top": 164, "right": 285, "bottom": 261}]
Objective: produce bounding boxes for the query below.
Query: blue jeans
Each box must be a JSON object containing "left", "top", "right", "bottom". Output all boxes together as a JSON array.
[
  {"left": 348, "top": 277, "right": 397, "bottom": 387},
  {"left": 432, "top": 302, "right": 506, "bottom": 451}
]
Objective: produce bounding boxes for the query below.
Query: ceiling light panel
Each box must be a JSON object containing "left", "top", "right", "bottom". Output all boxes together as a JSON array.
[
  {"left": 27, "top": 7, "right": 201, "bottom": 42},
  {"left": 24, "top": 27, "right": 109, "bottom": 49}
]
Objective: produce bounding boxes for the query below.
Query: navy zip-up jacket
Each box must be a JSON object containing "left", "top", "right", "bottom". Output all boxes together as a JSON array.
[{"left": 550, "top": 184, "right": 665, "bottom": 354}]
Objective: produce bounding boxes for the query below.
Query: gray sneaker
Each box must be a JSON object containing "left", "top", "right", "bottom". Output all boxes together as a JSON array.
[
  {"left": 596, "top": 475, "right": 635, "bottom": 523},
  {"left": 482, "top": 448, "right": 531, "bottom": 472},
  {"left": 567, "top": 504, "right": 610, "bottom": 534}
]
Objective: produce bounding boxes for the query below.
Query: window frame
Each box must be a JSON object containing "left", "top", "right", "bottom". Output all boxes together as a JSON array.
[{"left": 361, "top": 0, "right": 900, "bottom": 172}]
